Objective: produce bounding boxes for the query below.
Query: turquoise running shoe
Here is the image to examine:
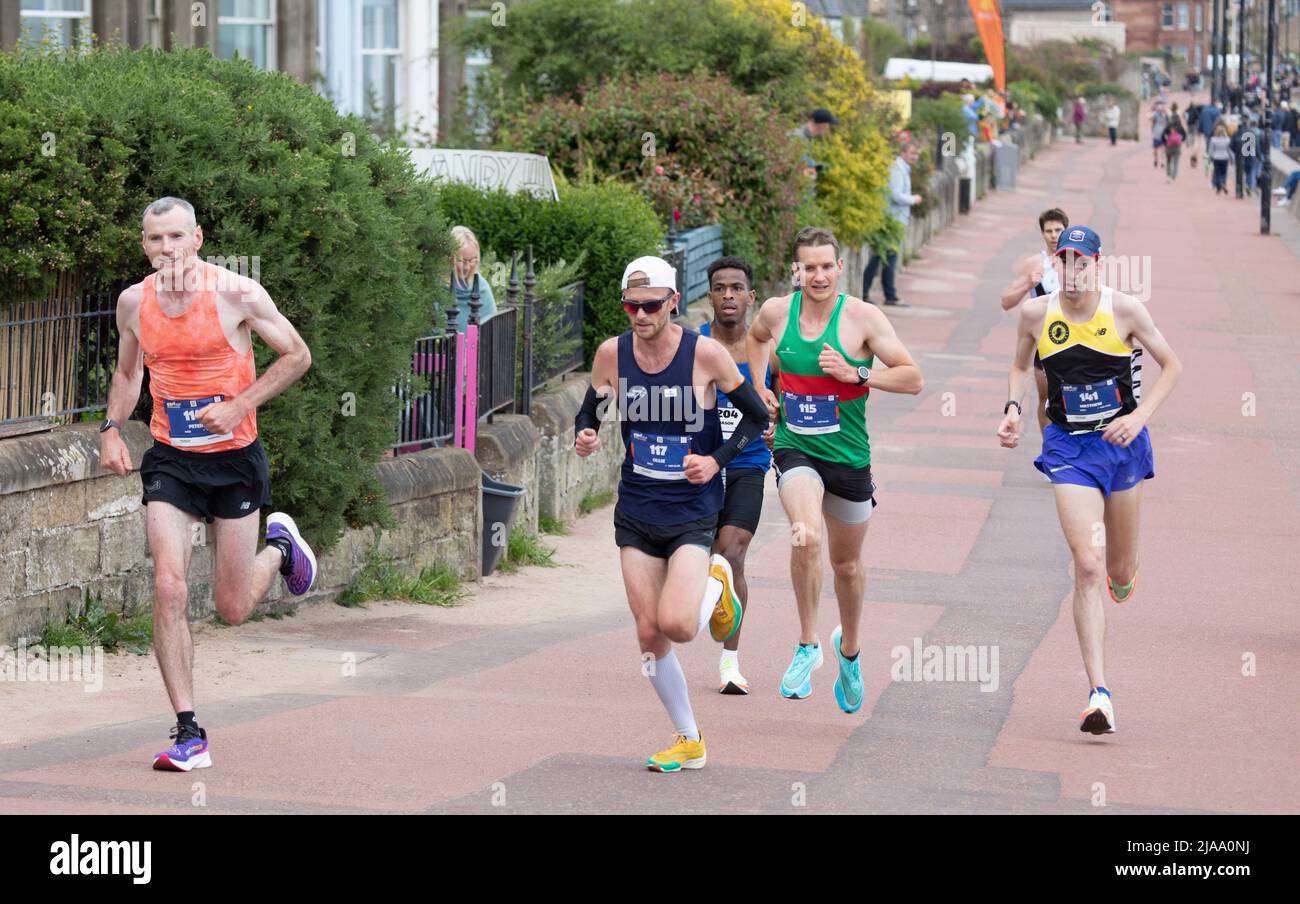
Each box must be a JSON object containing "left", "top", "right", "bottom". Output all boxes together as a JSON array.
[
  {"left": 830, "top": 624, "right": 864, "bottom": 714},
  {"left": 780, "top": 641, "right": 823, "bottom": 699}
]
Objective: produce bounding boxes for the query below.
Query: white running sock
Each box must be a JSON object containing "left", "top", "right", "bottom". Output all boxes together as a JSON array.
[
  {"left": 696, "top": 575, "right": 723, "bottom": 637},
  {"left": 720, "top": 649, "right": 739, "bottom": 668},
  {"left": 647, "top": 650, "right": 699, "bottom": 742}
]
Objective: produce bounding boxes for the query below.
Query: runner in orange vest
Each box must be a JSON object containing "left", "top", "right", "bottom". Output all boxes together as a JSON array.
[{"left": 99, "top": 197, "right": 315, "bottom": 772}]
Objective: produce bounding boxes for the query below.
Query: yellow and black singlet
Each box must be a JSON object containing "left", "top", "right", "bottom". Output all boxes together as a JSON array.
[{"left": 1036, "top": 288, "right": 1138, "bottom": 432}]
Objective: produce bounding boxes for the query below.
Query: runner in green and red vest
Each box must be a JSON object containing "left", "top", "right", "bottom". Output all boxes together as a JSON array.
[{"left": 747, "top": 227, "right": 924, "bottom": 713}]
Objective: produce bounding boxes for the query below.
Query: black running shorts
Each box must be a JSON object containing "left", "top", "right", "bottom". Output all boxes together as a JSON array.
[
  {"left": 718, "top": 467, "right": 766, "bottom": 535},
  {"left": 140, "top": 438, "right": 272, "bottom": 523},
  {"left": 613, "top": 506, "right": 718, "bottom": 560}
]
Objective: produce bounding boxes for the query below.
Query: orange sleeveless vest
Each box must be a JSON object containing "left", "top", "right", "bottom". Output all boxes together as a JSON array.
[{"left": 138, "top": 261, "right": 258, "bottom": 451}]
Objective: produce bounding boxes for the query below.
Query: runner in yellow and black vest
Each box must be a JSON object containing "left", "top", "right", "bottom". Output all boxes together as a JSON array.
[
  {"left": 998, "top": 226, "right": 1183, "bottom": 737},
  {"left": 747, "top": 227, "right": 924, "bottom": 714}
]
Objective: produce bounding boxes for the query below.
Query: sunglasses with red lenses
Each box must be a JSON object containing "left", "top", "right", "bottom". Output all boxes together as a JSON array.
[{"left": 621, "top": 290, "right": 674, "bottom": 316}]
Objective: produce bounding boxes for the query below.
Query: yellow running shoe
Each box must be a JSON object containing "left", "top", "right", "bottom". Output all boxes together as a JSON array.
[
  {"left": 707, "top": 554, "right": 743, "bottom": 643},
  {"left": 646, "top": 733, "right": 707, "bottom": 772}
]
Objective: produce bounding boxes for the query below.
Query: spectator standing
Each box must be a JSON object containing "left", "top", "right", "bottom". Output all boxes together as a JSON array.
[
  {"left": 1073, "top": 97, "right": 1087, "bottom": 143},
  {"left": 450, "top": 225, "right": 497, "bottom": 333},
  {"left": 862, "top": 141, "right": 922, "bottom": 308},
  {"left": 1104, "top": 97, "right": 1121, "bottom": 145},
  {"left": 1276, "top": 101, "right": 1294, "bottom": 150}
]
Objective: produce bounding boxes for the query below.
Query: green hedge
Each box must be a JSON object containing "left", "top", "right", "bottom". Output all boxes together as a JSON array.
[
  {"left": 0, "top": 46, "right": 453, "bottom": 551},
  {"left": 434, "top": 180, "right": 662, "bottom": 363}
]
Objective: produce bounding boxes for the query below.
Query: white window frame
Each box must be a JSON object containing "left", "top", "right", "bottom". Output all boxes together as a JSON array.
[
  {"left": 1177, "top": 3, "right": 1189, "bottom": 30},
  {"left": 464, "top": 8, "right": 492, "bottom": 135},
  {"left": 1162, "top": 4, "right": 1174, "bottom": 29},
  {"left": 360, "top": 0, "right": 402, "bottom": 127},
  {"left": 19, "top": 0, "right": 93, "bottom": 48},
  {"left": 218, "top": 0, "right": 278, "bottom": 71},
  {"left": 1195, "top": 3, "right": 1203, "bottom": 31}
]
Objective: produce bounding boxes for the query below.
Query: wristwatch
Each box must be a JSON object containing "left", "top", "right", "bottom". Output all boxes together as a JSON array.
[
  {"left": 99, "top": 418, "right": 120, "bottom": 434},
  {"left": 855, "top": 366, "right": 871, "bottom": 386},
  {"left": 1004, "top": 400, "right": 1022, "bottom": 415}
]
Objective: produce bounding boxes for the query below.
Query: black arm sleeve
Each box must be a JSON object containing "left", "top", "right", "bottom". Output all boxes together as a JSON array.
[
  {"left": 710, "top": 379, "right": 768, "bottom": 469},
  {"left": 575, "top": 384, "right": 606, "bottom": 434}
]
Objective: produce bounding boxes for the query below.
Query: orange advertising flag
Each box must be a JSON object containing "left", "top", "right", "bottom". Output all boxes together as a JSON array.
[{"left": 967, "top": 0, "right": 1006, "bottom": 92}]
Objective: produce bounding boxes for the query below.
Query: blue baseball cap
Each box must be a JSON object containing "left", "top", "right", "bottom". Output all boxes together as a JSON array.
[{"left": 1055, "top": 226, "right": 1101, "bottom": 258}]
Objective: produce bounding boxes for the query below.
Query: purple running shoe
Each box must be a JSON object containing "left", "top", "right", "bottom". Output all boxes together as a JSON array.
[
  {"left": 266, "top": 512, "right": 317, "bottom": 596},
  {"left": 153, "top": 723, "right": 211, "bottom": 772}
]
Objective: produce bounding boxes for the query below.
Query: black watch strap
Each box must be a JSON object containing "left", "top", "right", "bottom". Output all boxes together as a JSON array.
[
  {"left": 1004, "top": 400, "right": 1023, "bottom": 415},
  {"left": 99, "top": 418, "right": 120, "bottom": 433}
]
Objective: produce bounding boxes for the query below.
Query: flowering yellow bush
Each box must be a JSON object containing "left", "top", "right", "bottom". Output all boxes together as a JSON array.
[{"left": 723, "top": 0, "right": 899, "bottom": 247}]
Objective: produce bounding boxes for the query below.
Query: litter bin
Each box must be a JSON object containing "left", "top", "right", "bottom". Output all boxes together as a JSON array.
[
  {"left": 481, "top": 471, "right": 526, "bottom": 576},
  {"left": 959, "top": 177, "right": 973, "bottom": 213}
]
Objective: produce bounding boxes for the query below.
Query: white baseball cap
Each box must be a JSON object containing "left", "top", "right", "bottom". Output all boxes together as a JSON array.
[{"left": 621, "top": 256, "right": 677, "bottom": 292}]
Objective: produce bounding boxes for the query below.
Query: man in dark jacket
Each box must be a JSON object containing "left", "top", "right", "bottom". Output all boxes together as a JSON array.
[{"left": 1199, "top": 102, "right": 1221, "bottom": 155}]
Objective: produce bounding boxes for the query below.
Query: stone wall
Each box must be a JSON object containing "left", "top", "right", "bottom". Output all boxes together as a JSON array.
[
  {"left": 529, "top": 373, "right": 624, "bottom": 525},
  {"left": 0, "top": 373, "right": 624, "bottom": 645}
]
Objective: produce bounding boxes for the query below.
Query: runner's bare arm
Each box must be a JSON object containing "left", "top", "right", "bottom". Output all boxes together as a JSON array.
[
  {"left": 1000, "top": 253, "right": 1039, "bottom": 311},
  {"left": 747, "top": 296, "right": 787, "bottom": 414},
  {"left": 107, "top": 286, "right": 145, "bottom": 423},
  {"left": 859, "top": 304, "right": 923, "bottom": 394},
  {"left": 100, "top": 286, "right": 145, "bottom": 475},
  {"left": 999, "top": 299, "right": 1043, "bottom": 447},
  {"left": 1101, "top": 295, "right": 1182, "bottom": 446}
]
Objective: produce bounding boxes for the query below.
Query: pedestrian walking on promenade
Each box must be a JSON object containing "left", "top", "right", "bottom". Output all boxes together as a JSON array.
[{"left": 1209, "top": 123, "right": 1233, "bottom": 194}]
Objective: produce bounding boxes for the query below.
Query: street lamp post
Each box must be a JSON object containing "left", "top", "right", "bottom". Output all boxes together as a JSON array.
[
  {"left": 1218, "top": 0, "right": 1228, "bottom": 104},
  {"left": 1263, "top": 0, "right": 1277, "bottom": 234}
]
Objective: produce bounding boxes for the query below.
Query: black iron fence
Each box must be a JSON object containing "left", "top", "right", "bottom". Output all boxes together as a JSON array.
[
  {"left": 394, "top": 331, "right": 459, "bottom": 451},
  {"left": 1, "top": 281, "right": 120, "bottom": 429},
  {"left": 477, "top": 304, "right": 517, "bottom": 418}
]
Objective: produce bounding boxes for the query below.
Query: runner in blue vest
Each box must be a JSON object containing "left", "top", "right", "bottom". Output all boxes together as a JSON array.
[
  {"left": 574, "top": 256, "right": 770, "bottom": 772},
  {"left": 698, "top": 256, "right": 774, "bottom": 695}
]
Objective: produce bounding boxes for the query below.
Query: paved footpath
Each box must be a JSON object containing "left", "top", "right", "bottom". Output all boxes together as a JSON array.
[{"left": 3, "top": 112, "right": 1298, "bottom": 814}]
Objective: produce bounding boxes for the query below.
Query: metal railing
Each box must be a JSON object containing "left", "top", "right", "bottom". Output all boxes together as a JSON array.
[
  {"left": 532, "top": 280, "right": 585, "bottom": 390},
  {"left": 1, "top": 281, "right": 121, "bottom": 429},
  {"left": 394, "top": 331, "right": 459, "bottom": 451},
  {"left": 477, "top": 304, "right": 517, "bottom": 417}
]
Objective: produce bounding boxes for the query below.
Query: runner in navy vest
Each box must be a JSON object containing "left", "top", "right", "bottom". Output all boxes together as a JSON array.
[
  {"left": 574, "top": 255, "right": 769, "bottom": 772},
  {"left": 698, "top": 256, "right": 773, "bottom": 695}
]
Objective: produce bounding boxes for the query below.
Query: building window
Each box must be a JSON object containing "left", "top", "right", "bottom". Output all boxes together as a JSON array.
[
  {"left": 361, "top": 0, "right": 401, "bottom": 129},
  {"left": 1177, "top": 3, "right": 1189, "bottom": 29},
  {"left": 219, "top": 0, "right": 277, "bottom": 71},
  {"left": 1195, "top": 3, "right": 1203, "bottom": 31},
  {"left": 1162, "top": 4, "right": 1174, "bottom": 28},
  {"left": 20, "top": 0, "right": 92, "bottom": 48}
]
